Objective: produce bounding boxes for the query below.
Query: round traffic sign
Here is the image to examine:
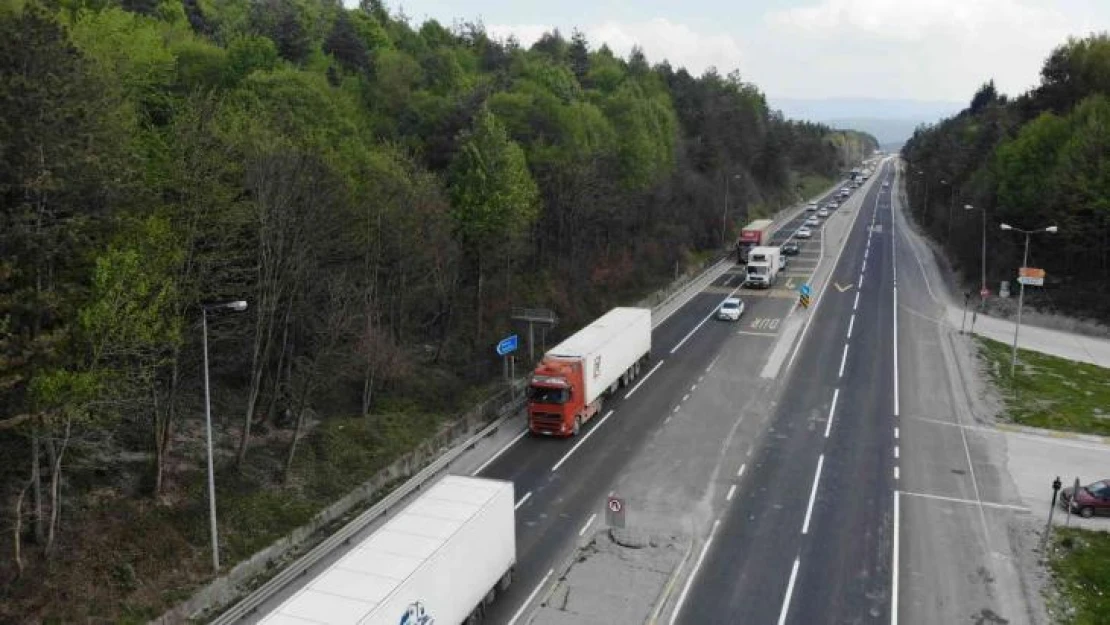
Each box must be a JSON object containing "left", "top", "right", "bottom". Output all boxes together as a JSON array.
[{"left": 607, "top": 497, "right": 622, "bottom": 513}]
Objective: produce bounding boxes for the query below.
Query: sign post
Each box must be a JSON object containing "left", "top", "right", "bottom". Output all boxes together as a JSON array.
[
  {"left": 1011, "top": 267, "right": 1046, "bottom": 377},
  {"left": 496, "top": 334, "right": 519, "bottom": 386},
  {"left": 798, "top": 283, "right": 812, "bottom": 309},
  {"left": 606, "top": 495, "right": 626, "bottom": 529}
]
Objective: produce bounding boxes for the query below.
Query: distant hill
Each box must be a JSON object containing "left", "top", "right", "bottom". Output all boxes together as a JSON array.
[{"left": 770, "top": 98, "right": 964, "bottom": 148}]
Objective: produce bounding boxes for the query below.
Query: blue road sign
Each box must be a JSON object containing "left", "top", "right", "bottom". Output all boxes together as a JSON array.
[
  {"left": 496, "top": 334, "right": 519, "bottom": 356},
  {"left": 800, "top": 283, "right": 812, "bottom": 296}
]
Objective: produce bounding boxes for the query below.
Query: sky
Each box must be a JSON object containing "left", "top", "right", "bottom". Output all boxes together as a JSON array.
[{"left": 383, "top": 0, "right": 1110, "bottom": 105}]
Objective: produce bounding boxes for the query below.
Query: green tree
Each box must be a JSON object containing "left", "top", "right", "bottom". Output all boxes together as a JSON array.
[{"left": 449, "top": 108, "right": 540, "bottom": 342}]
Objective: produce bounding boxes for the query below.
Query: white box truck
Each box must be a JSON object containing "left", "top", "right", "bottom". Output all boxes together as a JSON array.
[
  {"left": 260, "top": 476, "right": 515, "bottom": 625},
  {"left": 745, "top": 246, "right": 781, "bottom": 288},
  {"left": 527, "top": 307, "right": 652, "bottom": 436}
]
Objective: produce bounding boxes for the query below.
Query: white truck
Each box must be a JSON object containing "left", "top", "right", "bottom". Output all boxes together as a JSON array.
[
  {"left": 260, "top": 476, "right": 515, "bottom": 625},
  {"left": 528, "top": 307, "right": 652, "bottom": 436},
  {"left": 745, "top": 246, "right": 781, "bottom": 289}
]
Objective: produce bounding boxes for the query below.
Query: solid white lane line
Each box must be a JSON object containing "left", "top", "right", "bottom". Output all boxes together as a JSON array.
[
  {"left": 839, "top": 343, "right": 850, "bottom": 377},
  {"left": 777, "top": 558, "right": 802, "bottom": 625},
  {"left": 847, "top": 314, "right": 855, "bottom": 339},
  {"left": 899, "top": 490, "right": 1032, "bottom": 512},
  {"left": 801, "top": 455, "right": 825, "bottom": 535},
  {"left": 472, "top": 429, "right": 529, "bottom": 476},
  {"left": 670, "top": 289, "right": 743, "bottom": 354},
  {"left": 825, "top": 388, "right": 839, "bottom": 438},
  {"left": 853, "top": 291, "right": 860, "bottom": 310},
  {"left": 515, "top": 491, "right": 533, "bottom": 510},
  {"left": 624, "top": 360, "right": 664, "bottom": 399},
  {"left": 508, "top": 568, "right": 554, "bottom": 625},
  {"left": 894, "top": 286, "right": 900, "bottom": 417},
  {"left": 669, "top": 519, "right": 722, "bottom": 625},
  {"left": 737, "top": 464, "right": 746, "bottom": 478},
  {"left": 550, "top": 410, "right": 616, "bottom": 472},
  {"left": 579, "top": 513, "right": 597, "bottom": 536},
  {"left": 892, "top": 491, "right": 900, "bottom": 625},
  {"left": 726, "top": 484, "right": 738, "bottom": 501}
]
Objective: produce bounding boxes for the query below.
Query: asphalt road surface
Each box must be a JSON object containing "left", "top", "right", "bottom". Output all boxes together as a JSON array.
[
  {"left": 673, "top": 163, "right": 897, "bottom": 624},
  {"left": 474, "top": 181, "right": 860, "bottom": 624},
  {"left": 237, "top": 176, "right": 868, "bottom": 625}
]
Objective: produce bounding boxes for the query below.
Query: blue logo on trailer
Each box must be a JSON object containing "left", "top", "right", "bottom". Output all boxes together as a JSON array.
[
  {"left": 799, "top": 283, "right": 812, "bottom": 296},
  {"left": 399, "top": 602, "right": 435, "bottom": 625},
  {"left": 496, "top": 334, "right": 518, "bottom": 356}
]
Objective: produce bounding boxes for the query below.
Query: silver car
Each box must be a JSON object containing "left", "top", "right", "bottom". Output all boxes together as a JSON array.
[{"left": 717, "top": 297, "right": 745, "bottom": 321}]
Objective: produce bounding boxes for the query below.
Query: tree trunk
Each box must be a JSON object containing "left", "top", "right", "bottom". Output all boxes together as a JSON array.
[
  {"left": 282, "top": 370, "right": 315, "bottom": 484},
  {"left": 13, "top": 480, "right": 29, "bottom": 577},
  {"left": 152, "top": 374, "right": 165, "bottom": 498},
  {"left": 30, "top": 427, "right": 44, "bottom": 544},
  {"left": 45, "top": 415, "right": 71, "bottom": 556},
  {"left": 153, "top": 355, "right": 181, "bottom": 499}
]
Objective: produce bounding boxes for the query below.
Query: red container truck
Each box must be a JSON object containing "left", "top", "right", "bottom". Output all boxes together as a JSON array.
[
  {"left": 527, "top": 308, "right": 652, "bottom": 436},
  {"left": 737, "top": 219, "right": 774, "bottom": 263}
]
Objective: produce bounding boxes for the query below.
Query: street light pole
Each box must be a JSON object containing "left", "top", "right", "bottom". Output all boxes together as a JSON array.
[
  {"left": 1000, "top": 224, "right": 1056, "bottom": 377},
  {"left": 200, "top": 299, "right": 247, "bottom": 574}
]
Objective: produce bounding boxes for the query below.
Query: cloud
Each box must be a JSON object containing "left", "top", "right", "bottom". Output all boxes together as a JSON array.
[
  {"left": 759, "top": 0, "right": 1092, "bottom": 99},
  {"left": 487, "top": 18, "right": 745, "bottom": 77}
]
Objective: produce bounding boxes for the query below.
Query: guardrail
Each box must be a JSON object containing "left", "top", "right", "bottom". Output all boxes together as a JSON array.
[{"left": 208, "top": 391, "right": 525, "bottom": 624}]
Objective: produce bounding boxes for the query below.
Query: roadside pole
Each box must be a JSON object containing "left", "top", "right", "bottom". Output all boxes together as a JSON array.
[
  {"left": 1066, "top": 477, "right": 1080, "bottom": 528},
  {"left": 960, "top": 291, "right": 971, "bottom": 334},
  {"left": 1042, "top": 476, "right": 1062, "bottom": 551}
]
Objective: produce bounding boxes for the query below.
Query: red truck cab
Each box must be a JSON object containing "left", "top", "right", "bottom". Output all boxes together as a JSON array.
[{"left": 528, "top": 359, "right": 597, "bottom": 436}]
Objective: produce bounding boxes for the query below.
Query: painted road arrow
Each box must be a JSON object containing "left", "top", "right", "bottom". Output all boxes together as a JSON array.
[{"left": 834, "top": 282, "right": 853, "bottom": 292}]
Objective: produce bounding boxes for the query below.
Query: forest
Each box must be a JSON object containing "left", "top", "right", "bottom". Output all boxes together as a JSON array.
[
  {"left": 902, "top": 33, "right": 1110, "bottom": 321},
  {"left": 0, "top": 0, "right": 877, "bottom": 619}
]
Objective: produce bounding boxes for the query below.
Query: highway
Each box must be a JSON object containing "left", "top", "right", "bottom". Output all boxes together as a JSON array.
[
  {"left": 237, "top": 172, "right": 885, "bottom": 624},
  {"left": 473, "top": 178, "right": 866, "bottom": 623},
  {"left": 672, "top": 162, "right": 896, "bottom": 624}
]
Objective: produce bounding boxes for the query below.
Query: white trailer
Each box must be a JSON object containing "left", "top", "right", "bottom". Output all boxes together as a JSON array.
[
  {"left": 260, "top": 476, "right": 515, "bottom": 625},
  {"left": 745, "top": 246, "right": 781, "bottom": 288},
  {"left": 545, "top": 307, "right": 652, "bottom": 406}
]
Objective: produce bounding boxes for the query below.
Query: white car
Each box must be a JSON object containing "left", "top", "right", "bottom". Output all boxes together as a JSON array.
[
  {"left": 805, "top": 216, "right": 819, "bottom": 226},
  {"left": 828, "top": 201, "right": 839, "bottom": 209},
  {"left": 796, "top": 227, "right": 812, "bottom": 239},
  {"left": 817, "top": 208, "right": 829, "bottom": 218},
  {"left": 717, "top": 297, "right": 745, "bottom": 321},
  {"left": 806, "top": 201, "right": 818, "bottom": 211}
]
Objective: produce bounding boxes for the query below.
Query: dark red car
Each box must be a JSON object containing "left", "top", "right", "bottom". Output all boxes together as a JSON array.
[{"left": 1060, "top": 480, "right": 1110, "bottom": 518}]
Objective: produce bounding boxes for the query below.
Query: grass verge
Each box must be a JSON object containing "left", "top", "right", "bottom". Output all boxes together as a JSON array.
[
  {"left": 1048, "top": 528, "right": 1110, "bottom": 625},
  {"left": 795, "top": 173, "right": 835, "bottom": 203},
  {"left": 976, "top": 336, "right": 1110, "bottom": 436}
]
